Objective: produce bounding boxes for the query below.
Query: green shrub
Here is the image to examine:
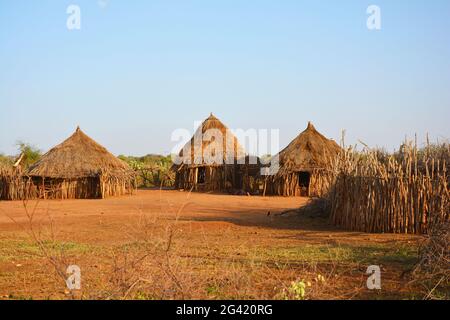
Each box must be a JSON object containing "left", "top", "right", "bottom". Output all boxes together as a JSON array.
[{"left": 118, "top": 154, "right": 174, "bottom": 188}]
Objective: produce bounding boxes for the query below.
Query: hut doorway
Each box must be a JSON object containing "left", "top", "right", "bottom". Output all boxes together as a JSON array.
[
  {"left": 297, "top": 171, "right": 310, "bottom": 196},
  {"left": 197, "top": 167, "right": 206, "bottom": 184}
]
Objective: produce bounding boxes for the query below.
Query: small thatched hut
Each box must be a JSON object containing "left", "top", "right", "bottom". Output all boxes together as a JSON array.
[
  {"left": 26, "top": 127, "right": 135, "bottom": 199},
  {"left": 265, "top": 122, "right": 341, "bottom": 197},
  {"left": 173, "top": 114, "right": 246, "bottom": 192}
]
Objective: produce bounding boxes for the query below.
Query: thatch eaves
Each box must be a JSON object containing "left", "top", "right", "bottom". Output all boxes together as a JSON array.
[
  {"left": 27, "top": 127, "right": 133, "bottom": 179},
  {"left": 175, "top": 114, "right": 246, "bottom": 167},
  {"left": 276, "top": 122, "right": 341, "bottom": 174}
]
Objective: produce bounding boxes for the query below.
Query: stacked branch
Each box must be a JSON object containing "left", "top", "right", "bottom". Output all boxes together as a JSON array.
[
  {"left": 328, "top": 141, "right": 449, "bottom": 234},
  {"left": 412, "top": 209, "right": 450, "bottom": 299},
  {"left": 0, "top": 165, "right": 37, "bottom": 200}
]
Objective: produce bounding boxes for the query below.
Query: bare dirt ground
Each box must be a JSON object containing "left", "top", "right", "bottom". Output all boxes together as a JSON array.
[{"left": 0, "top": 190, "right": 425, "bottom": 300}]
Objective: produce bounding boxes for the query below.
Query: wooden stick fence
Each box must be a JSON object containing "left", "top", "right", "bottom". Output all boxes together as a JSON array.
[
  {"left": 0, "top": 168, "right": 135, "bottom": 200},
  {"left": 328, "top": 142, "right": 449, "bottom": 234},
  {"left": 0, "top": 167, "right": 37, "bottom": 200}
]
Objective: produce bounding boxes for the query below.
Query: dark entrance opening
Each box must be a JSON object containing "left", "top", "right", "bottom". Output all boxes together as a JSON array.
[
  {"left": 197, "top": 167, "right": 206, "bottom": 184},
  {"left": 298, "top": 171, "right": 311, "bottom": 196}
]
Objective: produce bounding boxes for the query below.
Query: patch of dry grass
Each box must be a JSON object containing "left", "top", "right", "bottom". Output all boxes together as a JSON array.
[{"left": 0, "top": 193, "right": 429, "bottom": 300}]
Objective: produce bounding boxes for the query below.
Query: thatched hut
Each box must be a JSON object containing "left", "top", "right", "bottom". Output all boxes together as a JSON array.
[
  {"left": 265, "top": 122, "right": 341, "bottom": 197},
  {"left": 26, "top": 127, "right": 135, "bottom": 199},
  {"left": 173, "top": 114, "right": 246, "bottom": 192}
]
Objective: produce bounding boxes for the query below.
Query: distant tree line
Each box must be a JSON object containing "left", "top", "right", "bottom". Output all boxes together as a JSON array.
[
  {"left": 0, "top": 143, "right": 175, "bottom": 188},
  {"left": 0, "top": 142, "right": 42, "bottom": 169},
  {"left": 118, "top": 154, "right": 175, "bottom": 188}
]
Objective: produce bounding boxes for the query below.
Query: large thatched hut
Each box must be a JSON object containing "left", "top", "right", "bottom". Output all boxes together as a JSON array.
[
  {"left": 172, "top": 114, "right": 246, "bottom": 192},
  {"left": 26, "top": 127, "right": 135, "bottom": 199},
  {"left": 265, "top": 122, "right": 341, "bottom": 197}
]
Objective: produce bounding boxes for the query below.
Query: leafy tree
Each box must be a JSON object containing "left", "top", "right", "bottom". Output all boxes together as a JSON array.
[
  {"left": 16, "top": 141, "right": 42, "bottom": 168},
  {"left": 118, "top": 154, "right": 174, "bottom": 188}
]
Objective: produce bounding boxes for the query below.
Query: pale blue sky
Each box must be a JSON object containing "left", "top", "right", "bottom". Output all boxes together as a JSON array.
[{"left": 1, "top": 0, "right": 449, "bottom": 156}]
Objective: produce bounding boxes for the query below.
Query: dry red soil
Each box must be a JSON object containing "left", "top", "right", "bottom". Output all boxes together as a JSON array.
[{"left": 0, "top": 190, "right": 423, "bottom": 300}]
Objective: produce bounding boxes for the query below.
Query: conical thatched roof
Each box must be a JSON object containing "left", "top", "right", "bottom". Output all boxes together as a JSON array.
[
  {"left": 276, "top": 122, "right": 341, "bottom": 174},
  {"left": 27, "top": 127, "right": 132, "bottom": 179},
  {"left": 176, "top": 113, "right": 245, "bottom": 167}
]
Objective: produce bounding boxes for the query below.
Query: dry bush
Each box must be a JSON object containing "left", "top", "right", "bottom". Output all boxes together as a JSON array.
[
  {"left": 6, "top": 195, "right": 192, "bottom": 300},
  {"left": 7, "top": 192, "right": 351, "bottom": 300},
  {"left": 95, "top": 207, "right": 348, "bottom": 300},
  {"left": 90, "top": 192, "right": 198, "bottom": 300},
  {"left": 412, "top": 214, "right": 450, "bottom": 299},
  {"left": 6, "top": 200, "right": 78, "bottom": 298}
]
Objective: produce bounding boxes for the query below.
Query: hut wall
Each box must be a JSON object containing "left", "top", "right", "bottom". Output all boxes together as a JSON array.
[
  {"left": 175, "top": 165, "right": 239, "bottom": 192},
  {"left": 100, "top": 175, "right": 135, "bottom": 199},
  {"left": 32, "top": 177, "right": 101, "bottom": 199},
  {"left": 309, "top": 170, "right": 335, "bottom": 197},
  {"left": 266, "top": 173, "right": 302, "bottom": 197},
  {"left": 29, "top": 175, "right": 135, "bottom": 200},
  {"left": 266, "top": 170, "right": 333, "bottom": 197}
]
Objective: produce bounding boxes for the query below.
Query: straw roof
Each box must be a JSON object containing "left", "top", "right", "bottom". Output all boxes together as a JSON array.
[
  {"left": 176, "top": 113, "right": 245, "bottom": 167},
  {"left": 27, "top": 127, "right": 132, "bottom": 179},
  {"left": 276, "top": 122, "right": 341, "bottom": 174}
]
